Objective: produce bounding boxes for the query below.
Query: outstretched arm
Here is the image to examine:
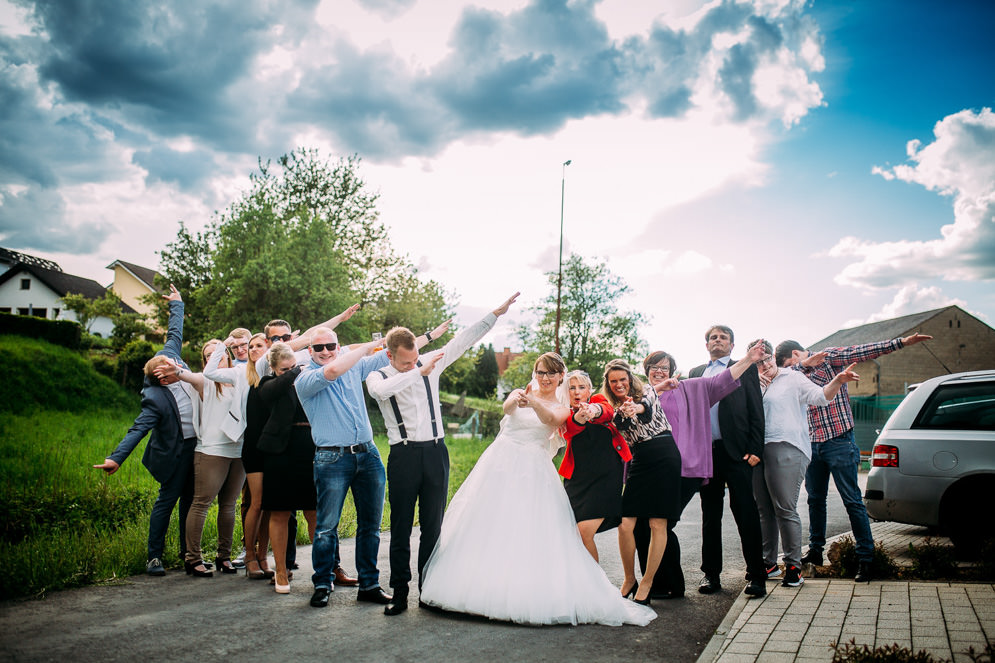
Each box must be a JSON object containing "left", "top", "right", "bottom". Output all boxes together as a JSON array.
[
  {"left": 822, "top": 363, "right": 860, "bottom": 401},
  {"left": 415, "top": 319, "right": 453, "bottom": 350},
  {"left": 154, "top": 357, "right": 205, "bottom": 395},
  {"left": 289, "top": 303, "right": 363, "bottom": 351},
  {"left": 161, "top": 284, "right": 185, "bottom": 361}
]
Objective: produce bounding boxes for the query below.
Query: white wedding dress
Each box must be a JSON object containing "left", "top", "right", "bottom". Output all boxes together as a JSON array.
[{"left": 419, "top": 406, "right": 657, "bottom": 626}]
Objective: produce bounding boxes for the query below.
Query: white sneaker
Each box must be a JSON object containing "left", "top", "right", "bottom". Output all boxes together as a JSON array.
[{"left": 232, "top": 550, "right": 246, "bottom": 569}]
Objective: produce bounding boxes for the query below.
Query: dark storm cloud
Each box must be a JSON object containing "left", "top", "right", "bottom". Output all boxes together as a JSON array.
[
  {"left": 22, "top": 0, "right": 316, "bottom": 151},
  {"left": 0, "top": 185, "right": 112, "bottom": 253},
  {"left": 132, "top": 146, "right": 219, "bottom": 188}
]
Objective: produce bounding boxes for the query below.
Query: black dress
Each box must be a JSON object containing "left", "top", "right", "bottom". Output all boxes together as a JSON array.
[
  {"left": 241, "top": 387, "right": 267, "bottom": 474},
  {"left": 563, "top": 424, "right": 624, "bottom": 532},
  {"left": 617, "top": 386, "right": 682, "bottom": 520},
  {"left": 257, "top": 370, "right": 317, "bottom": 511}
]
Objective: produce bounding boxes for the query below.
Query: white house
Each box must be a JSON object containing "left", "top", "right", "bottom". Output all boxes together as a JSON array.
[{"left": 0, "top": 263, "right": 135, "bottom": 337}]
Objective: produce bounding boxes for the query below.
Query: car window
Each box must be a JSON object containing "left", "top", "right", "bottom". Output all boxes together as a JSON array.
[{"left": 912, "top": 381, "right": 995, "bottom": 431}]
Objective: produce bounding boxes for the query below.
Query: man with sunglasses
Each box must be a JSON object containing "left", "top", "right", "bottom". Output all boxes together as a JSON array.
[
  {"left": 296, "top": 320, "right": 449, "bottom": 609},
  {"left": 254, "top": 305, "right": 362, "bottom": 378},
  {"left": 367, "top": 292, "right": 519, "bottom": 616}
]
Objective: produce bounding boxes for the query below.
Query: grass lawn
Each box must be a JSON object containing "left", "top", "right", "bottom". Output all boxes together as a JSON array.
[{"left": 0, "top": 408, "right": 495, "bottom": 600}]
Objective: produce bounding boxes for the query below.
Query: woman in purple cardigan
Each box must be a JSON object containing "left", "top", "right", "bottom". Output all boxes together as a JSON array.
[{"left": 633, "top": 342, "right": 767, "bottom": 598}]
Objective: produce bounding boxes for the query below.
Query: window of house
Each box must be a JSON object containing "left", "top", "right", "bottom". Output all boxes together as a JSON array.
[
  {"left": 32, "top": 308, "right": 47, "bottom": 318},
  {"left": 0, "top": 307, "right": 11, "bottom": 314},
  {"left": 52, "top": 308, "right": 60, "bottom": 318},
  {"left": 17, "top": 307, "right": 29, "bottom": 315},
  {"left": 20, "top": 278, "right": 30, "bottom": 290}
]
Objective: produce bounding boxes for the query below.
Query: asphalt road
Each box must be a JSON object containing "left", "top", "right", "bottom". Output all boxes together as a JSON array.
[{"left": 0, "top": 479, "right": 858, "bottom": 663}]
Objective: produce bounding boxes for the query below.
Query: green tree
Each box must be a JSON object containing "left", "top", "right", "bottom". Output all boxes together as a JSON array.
[
  {"left": 154, "top": 149, "right": 451, "bottom": 344},
  {"left": 61, "top": 291, "right": 124, "bottom": 333},
  {"left": 439, "top": 346, "right": 480, "bottom": 395},
  {"left": 466, "top": 344, "right": 499, "bottom": 398},
  {"left": 518, "top": 254, "right": 648, "bottom": 378},
  {"left": 109, "top": 312, "right": 152, "bottom": 352},
  {"left": 499, "top": 351, "right": 540, "bottom": 394}
]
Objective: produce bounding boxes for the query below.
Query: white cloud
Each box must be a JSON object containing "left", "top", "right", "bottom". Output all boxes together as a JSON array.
[
  {"left": 866, "top": 285, "right": 966, "bottom": 323},
  {"left": 831, "top": 107, "right": 995, "bottom": 288}
]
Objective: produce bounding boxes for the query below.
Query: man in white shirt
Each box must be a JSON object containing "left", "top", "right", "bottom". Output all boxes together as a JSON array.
[{"left": 367, "top": 293, "right": 519, "bottom": 616}]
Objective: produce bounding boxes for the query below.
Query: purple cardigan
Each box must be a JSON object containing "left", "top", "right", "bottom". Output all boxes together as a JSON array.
[{"left": 658, "top": 369, "right": 740, "bottom": 480}]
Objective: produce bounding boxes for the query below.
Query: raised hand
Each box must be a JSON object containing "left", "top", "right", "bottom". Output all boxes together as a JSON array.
[
  {"left": 430, "top": 319, "right": 452, "bottom": 341},
  {"left": 746, "top": 339, "right": 768, "bottom": 364},
  {"left": 420, "top": 352, "right": 445, "bottom": 376},
  {"left": 163, "top": 283, "right": 182, "bottom": 302},
  {"left": 837, "top": 362, "right": 860, "bottom": 384},
  {"left": 153, "top": 356, "right": 180, "bottom": 380},
  {"left": 652, "top": 377, "right": 680, "bottom": 394},
  {"left": 493, "top": 292, "right": 520, "bottom": 317},
  {"left": 801, "top": 351, "right": 828, "bottom": 368},
  {"left": 339, "top": 303, "right": 361, "bottom": 322}
]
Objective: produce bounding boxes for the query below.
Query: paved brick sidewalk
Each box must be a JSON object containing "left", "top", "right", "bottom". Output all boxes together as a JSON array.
[
  {"left": 699, "top": 579, "right": 994, "bottom": 663},
  {"left": 698, "top": 520, "right": 992, "bottom": 663}
]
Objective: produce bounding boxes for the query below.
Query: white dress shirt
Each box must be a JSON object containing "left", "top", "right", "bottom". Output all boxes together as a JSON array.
[
  {"left": 366, "top": 313, "right": 497, "bottom": 444},
  {"left": 762, "top": 368, "right": 830, "bottom": 459}
]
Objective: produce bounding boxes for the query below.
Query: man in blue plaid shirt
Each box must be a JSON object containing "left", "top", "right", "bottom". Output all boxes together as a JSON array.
[{"left": 781, "top": 332, "right": 932, "bottom": 582}]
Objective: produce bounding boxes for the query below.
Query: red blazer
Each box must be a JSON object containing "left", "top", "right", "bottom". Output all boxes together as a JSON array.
[{"left": 557, "top": 394, "right": 633, "bottom": 479}]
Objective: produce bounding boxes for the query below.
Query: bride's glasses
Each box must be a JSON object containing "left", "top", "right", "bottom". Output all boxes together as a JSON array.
[{"left": 535, "top": 370, "right": 558, "bottom": 377}]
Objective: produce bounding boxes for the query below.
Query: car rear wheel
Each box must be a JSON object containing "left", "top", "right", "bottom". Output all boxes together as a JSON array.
[{"left": 941, "top": 476, "right": 995, "bottom": 558}]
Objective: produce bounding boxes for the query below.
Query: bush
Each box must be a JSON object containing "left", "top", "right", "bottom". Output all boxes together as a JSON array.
[
  {"left": 89, "top": 353, "right": 118, "bottom": 379},
  {"left": 79, "top": 333, "right": 112, "bottom": 351},
  {"left": 907, "top": 537, "right": 959, "bottom": 579},
  {"left": 0, "top": 312, "right": 81, "bottom": 349},
  {"left": 116, "top": 339, "right": 157, "bottom": 392},
  {"left": 0, "top": 335, "right": 137, "bottom": 414},
  {"left": 827, "top": 536, "right": 899, "bottom": 579}
]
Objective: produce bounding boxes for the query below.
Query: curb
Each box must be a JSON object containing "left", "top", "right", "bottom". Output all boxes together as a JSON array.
[{"left": 695, "top": 588, "right": 751, "bottom": 663}]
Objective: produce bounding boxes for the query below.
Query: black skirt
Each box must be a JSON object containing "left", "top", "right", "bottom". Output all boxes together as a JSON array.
[
  {"left": 563, "top": 425, "right": 624, "bottom": 532},
  {"left": 621, "top": 432, "right": 682, "bottom": 520},
  {"left": 261, "top": 426, "right": 317, "bottom": 511}
]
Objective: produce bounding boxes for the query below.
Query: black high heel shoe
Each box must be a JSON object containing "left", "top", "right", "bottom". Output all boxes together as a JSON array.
[
  {"left": 621, "top": 580, "right": 637, "bottom": 599},
  {"left": 633, "top": 582, "right": 652, "bottom": 605},
  {"left": 184, "top": 560, "right": 213, "bottom": 577},
  {"left": 215, "top": 559, "right": 238, "bottom": 575}
]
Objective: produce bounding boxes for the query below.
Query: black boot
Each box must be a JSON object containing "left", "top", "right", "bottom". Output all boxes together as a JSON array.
[{"left": 385, "top": 586, "right": 409, "bottom": 616}]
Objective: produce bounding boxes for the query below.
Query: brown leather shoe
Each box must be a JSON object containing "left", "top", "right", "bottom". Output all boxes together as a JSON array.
[{"left": 334, "top": 566, "right": 359, "bottom": 587}]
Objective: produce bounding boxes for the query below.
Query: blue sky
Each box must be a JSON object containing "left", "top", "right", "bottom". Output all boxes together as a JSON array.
[{"left": 1, "top": 0, "right": 992, "bottom": 369}]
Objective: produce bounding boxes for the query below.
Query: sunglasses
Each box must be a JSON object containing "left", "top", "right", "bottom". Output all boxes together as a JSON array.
[
  {"left": 269, "top": 334, "right": 293, "bottom": 343},
  {"left": 311, "top": 342, "right": 338, "bottom": 352}
]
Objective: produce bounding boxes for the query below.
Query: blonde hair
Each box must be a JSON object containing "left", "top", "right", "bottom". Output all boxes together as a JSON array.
[
  {"left": 565, "top": 369, "right": 593, "bottom": 392},
  {"left": 143, "top": 355, "right": 170, "bottom": 379},
  {"left": 201, "top": 339, "right": 226, "bottom": 399},
  {"left": 246, "top": 332, "right": 266, "bottom": 388},
  {"left": 268, "top": 342, "right": 296, "bottom": 371}
]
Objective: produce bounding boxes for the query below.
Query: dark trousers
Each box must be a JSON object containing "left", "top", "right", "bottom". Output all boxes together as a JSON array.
[
  {"left": 387, "top": 440, "right": 450, "bottom": 594},
  {"left": 699, "top": 439, "right": 766, "bottom": 581},
  {"left": 147, "top": 436, "right": 197, "bottom": 560},
  {"left": 635, "top": 477, "right": 702, "bottom": 596}
]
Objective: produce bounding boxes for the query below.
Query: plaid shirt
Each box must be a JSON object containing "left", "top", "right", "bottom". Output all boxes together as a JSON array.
[{"left": 801, "top": 338, "right": 904, "bottom": 443}]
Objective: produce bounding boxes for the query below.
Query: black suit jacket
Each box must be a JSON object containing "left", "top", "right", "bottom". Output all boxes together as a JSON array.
[
  {"left": 689, "top": 358, "right": 764, "bottom": 460},
  {"left": 255, "top": 367, "right": 303, "bottom": 454}
]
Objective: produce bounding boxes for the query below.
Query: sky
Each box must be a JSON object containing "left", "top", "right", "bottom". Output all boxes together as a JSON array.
[{"left": 1, "top": 0, "right": 993, "bottom": 371}]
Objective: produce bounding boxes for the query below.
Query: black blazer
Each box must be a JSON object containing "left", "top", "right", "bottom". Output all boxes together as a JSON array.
[
  {"left": 255, "top": 367, "right": 303, "bottom": 454},
  {"left": 689, "top": 358, "right": 764, "bottom": 460}
]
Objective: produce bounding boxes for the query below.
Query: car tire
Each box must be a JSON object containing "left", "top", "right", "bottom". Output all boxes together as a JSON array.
[{"left": 942, "top": 477, "right": 995, "bottom": 559}]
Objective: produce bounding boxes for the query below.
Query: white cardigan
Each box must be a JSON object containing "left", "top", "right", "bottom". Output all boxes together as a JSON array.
[{"left": 198, "top": 343, "right": 251, "bottom": 458}]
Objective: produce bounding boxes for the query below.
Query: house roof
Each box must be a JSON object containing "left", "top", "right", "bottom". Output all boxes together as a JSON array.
[
  {"left": 106, "top": 259, "right": 161, "bottom": 292},
  {"left": 0, "top": 263, "right": 136, "bottom": 314},
  {"left": 807, "top": 306, "right": 956, "bottom": 350},
  {"left": 0, "top": 246, "right": 62, "bottom": 272}
]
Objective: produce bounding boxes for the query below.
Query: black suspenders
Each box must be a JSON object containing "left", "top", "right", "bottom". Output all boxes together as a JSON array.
[{"left": 378, "top": 362, "right": 439, "bottom": 443}]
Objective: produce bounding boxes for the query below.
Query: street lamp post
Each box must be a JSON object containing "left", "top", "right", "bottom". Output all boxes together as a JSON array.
[{"left": 554, "top": 159, "right": 571, "bottom": 355}]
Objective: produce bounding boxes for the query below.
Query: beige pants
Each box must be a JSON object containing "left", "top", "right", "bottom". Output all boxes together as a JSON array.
[{"left": 185, "top": 452, "right": 246, "bottom": 564}]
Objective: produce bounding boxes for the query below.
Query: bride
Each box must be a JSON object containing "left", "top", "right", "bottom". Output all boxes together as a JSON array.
[{"left": 419, "top": 352, "right": 657, "bottom": 626}]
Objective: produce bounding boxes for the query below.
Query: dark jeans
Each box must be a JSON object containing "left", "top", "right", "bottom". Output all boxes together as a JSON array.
[
  {"left": 147, "top": 436, "right": 196, "bottom": 560},
  {"left": 387, "top": 440, "right": 450, "bottom": 593},
  {"left": 700, "top": 439, "right": 766, "bottom": 581},
  {"left": 805, "top": 429, "right": 875, "bottom": 561},
  {"left": 635, "top": 477, "right": 701, "bottom": 596}
]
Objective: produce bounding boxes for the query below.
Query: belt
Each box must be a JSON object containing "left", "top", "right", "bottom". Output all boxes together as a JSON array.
[
  {"left": 323, "top": 443, "right": 368, "bottom": 454},
  {"left": 397, "top": 438, "right": 445, "bottom": 446},
  {"left": 291, "top": 422, "right": 311, "bottom": 427}
]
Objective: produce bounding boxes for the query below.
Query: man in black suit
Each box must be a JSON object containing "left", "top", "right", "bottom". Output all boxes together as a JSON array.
[
  {"left": 690, "top": 324, "right": 767, "bottom": 598},
  {"left": 94, "top": 285, "right": 201, "bottom": 577}
]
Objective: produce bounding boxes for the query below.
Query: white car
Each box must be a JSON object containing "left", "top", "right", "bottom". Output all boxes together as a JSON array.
[{"left": 864, "top": 370, "right": 995, "bottom": 553}]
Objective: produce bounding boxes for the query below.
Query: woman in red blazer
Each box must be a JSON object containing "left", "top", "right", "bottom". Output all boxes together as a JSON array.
[{"left": 558, "top": 370, "right": 632, "bottom": 562}]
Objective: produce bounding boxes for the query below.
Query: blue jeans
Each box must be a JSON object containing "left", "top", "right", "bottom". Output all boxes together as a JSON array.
[
  {"left": 805, "top": 429, "right": 874, "bottom": 562},
  {"left": 312, "top": 444, "right": 386, "bottom": 590}
]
